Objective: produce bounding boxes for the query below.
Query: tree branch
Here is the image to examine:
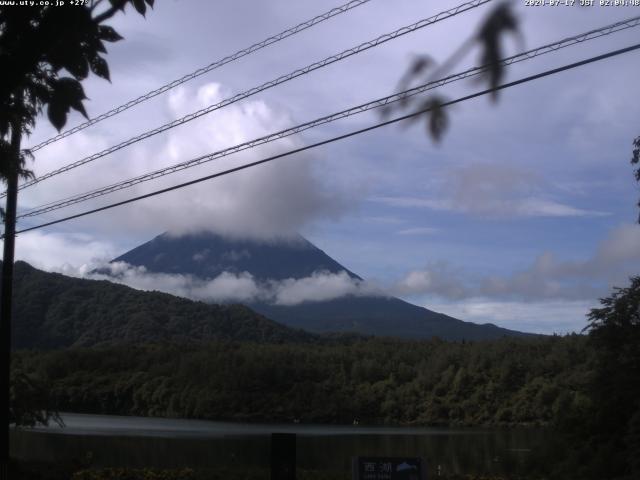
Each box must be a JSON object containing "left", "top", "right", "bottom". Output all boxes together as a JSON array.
[{"left": 93, "top": 0, "right": 128, "bottom": 24}]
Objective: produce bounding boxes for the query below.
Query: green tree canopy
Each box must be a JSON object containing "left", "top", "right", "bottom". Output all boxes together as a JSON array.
[{"left": 582, "top": 276, "right": 640, "bottom": 479}]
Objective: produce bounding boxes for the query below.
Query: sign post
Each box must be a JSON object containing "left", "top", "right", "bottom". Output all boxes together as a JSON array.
[
  {"left": 271, "top": 433, "right": 296, "bottom": 480},
  {"left": 352, "top": 457, "right": 426, "bottom": 480}
]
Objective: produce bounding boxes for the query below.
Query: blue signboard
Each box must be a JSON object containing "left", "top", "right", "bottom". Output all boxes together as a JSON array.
[{"left": 352, "top": 456, "right": 425, "bottom": 480}]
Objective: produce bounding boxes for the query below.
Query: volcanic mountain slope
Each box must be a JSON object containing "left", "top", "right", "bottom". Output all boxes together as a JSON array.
[
  {"left": 112, "top": 232, "right": 360, "bottom": 281},
  {"left": 112, "top": 231, "right": 531, "bottom": 340}
]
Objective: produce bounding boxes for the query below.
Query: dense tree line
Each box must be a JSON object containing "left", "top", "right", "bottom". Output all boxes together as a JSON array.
[
  {"left": 13, "top": 335, "right": 591, "bottom": 427},
  {"left": 559, "top": 276, "right": 640, "bottom": 480}
]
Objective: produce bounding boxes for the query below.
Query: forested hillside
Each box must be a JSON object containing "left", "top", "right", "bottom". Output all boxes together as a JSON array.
[{"left": 10, "top": 261, "right": 314, "bottom": 348}]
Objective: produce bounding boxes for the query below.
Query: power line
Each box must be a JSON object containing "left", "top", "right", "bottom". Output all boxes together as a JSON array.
[
  {"left": 18, "top": 15, "right": 640, "bottom": 219},
  {"left": 10, "top": 0, "right": 492, "bottom": 196},
  {"left": 26, "top": 0, "right": 375, "bottom": 153},
  {"left": 11, "top": 43, "right": 640, "bottom": 237}
]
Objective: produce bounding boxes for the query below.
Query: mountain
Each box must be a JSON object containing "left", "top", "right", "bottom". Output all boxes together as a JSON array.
[
  {"left": 111, "top": 231, "right": 531, "bottom": 340},
  {"left": 10, "top": 261, "right": 315, "bottom": 349},
  {"left": 112, "top": 232, "right": 360, "bottom": 281}
]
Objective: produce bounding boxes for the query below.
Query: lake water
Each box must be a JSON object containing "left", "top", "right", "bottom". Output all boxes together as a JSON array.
[{"left": 10, "top": 413, "right": 563, "bottom": 477}]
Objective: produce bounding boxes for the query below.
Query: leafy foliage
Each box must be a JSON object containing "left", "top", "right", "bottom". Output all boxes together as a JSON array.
[
  {"left": 586, "top": 276, "right": 640, "bottom": 332},
  {"left": 383, "top": 3, "right": 520, "bottom": 142},
  {"left": 576, "top": 276, "right": 640, "bottom": 479},
  {"left": 14, "top": 335, "right": 592, "bottom": 427},
  {"left": 0, "top": 0, "right": 154, "bottom": 179},
  {"left": 9, "top": 360, "right": 62, "bottom": 428}
]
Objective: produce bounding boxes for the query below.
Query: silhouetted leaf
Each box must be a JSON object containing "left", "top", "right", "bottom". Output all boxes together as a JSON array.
[
  {"left": 108, "top": 0, "right": 128, "bottom": 12},
  {"left": 145, "top": 0, "right": 155, "bottom": 7},
  {"left": 21, "top": 149, "right": 34, "bottom": 164},
  {"left": 18, "top": 149, "right": 34, "bottom": 181},
  {"left": 409, "top": 56, "right": 432, "bottom": 76},
  {"left": 54, "top": 77, "right": 87, "bottom": 101},
  {"left": 94, "top": 39, "right": 108, "bottom": 54},
  {"left": 48, "top": 78, "right": 88, "bottom": 128},
  {"left": 425, "top": 97, "right": 448, "bottom": 143},
  {"left": 379, "top": 104, "right": 393, "bottom": 119},
  {"left": 47, "top": 100, "right": 68, "bottom": 131},
  {"left": 44, "top": 45, "right": 67, "bottom": 72},
  {"left": 132, "top": 0, "right": 146, "bottom": 16},
  {"left": 476, "top": 4, "right": 519, "bottom": 101},
  {"left": 98, "top": 25, "right": 123, "bottom": 43},
  {"left": 64, "top": 54, "right": 89, "bottom": 80},
  {"left": 25, "top": 81, "right": 51, "bottom": 105},
  {"left": 71, "top": 100, "right": 88, "bottom": 119},
  {"left": 397, "top": 55, "right": 433, "bottom": 101},
  {"left": 90, "top": 56, "right": 110, "bottom": 81}
]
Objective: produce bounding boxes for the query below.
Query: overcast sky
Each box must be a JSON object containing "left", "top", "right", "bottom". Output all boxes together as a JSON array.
[{"left": 9, "top": 0, "right": 640, "bottom": 334}]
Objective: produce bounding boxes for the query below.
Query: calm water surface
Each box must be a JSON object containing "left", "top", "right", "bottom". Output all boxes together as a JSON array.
[{"left": 11, "top": 413, "right": 564, "bottom": 476}]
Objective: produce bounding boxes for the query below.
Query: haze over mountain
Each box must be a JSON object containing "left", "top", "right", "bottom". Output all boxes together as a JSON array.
[{"left": 110, "top": 231, "right": 531, "bottom": 340}]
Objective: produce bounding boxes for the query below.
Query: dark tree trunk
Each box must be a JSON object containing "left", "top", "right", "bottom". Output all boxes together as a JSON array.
[{"left": 1, "top": 123, "right": 21, "bottom": 478}]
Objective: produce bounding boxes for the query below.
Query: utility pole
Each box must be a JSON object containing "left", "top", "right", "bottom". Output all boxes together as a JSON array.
[{"left": 1, "top": 111, "right": 21, "bottom": 479}]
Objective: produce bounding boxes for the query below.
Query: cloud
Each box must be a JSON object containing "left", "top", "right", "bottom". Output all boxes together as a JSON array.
[
  {"left": 428, "top": 299, "right": 595, "bottom": 335},
  {"left": 373, "top": 196, "right": 448, "bottom": 210},
  {"left": 85, "top": 262, "right": 381, "bottom": 306},
  {"left": 363, "top": 216, "right": 405, "bottom": 225},
  {"left": 372, "top": 163, "right": 609, "bottom": 218},
  {"left": 11, "top": 231, "right": 118, "bottom": 272},
  {"left": 501, "top": 223, "right": 640, "bottom": 283},
  {"left": 514, "top": 198, "right": 608, "bottom": 218},
  {"left": 393, "top": 224, "right": 640, "bottom": 302},
  {"left": 193, "top": 271, "right": 263, "bottom": 302},
  {"left": 393, "top": 262, "right": 468, "bottom": 299},
  {"left": 596, "top": 223, "right": 640, "bottom": 265},
  {"left": 20, "top": 82, "right": 351, "bottom": 240},
  {"left": 88, "top": 262, "right": 263, "bottom": 303},
  {"left": 396, "top": 227, "right": 439, "bottom": 236},
  {"left": 271, "top": 270, "right": 381, "bottom": 306}
]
